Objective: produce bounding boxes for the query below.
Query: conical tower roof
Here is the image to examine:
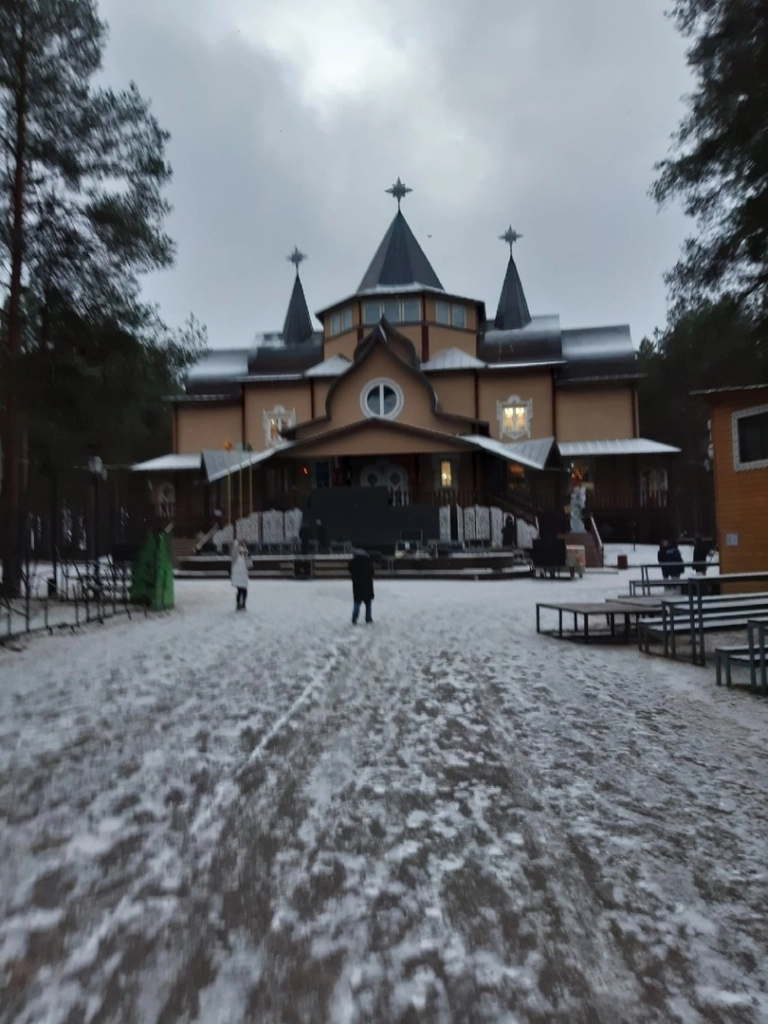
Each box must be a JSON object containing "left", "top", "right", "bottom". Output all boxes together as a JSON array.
[
  {"left": 494, "top": 229, "right": 531, "bottom": 330},
  {"left": 283, "top": 247, "right": 314, "bottom": 346},
  {"left": 358, "top": 210, "right": 443, "bottom": 292}
]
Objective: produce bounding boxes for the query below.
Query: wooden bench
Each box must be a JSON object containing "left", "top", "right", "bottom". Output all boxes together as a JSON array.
[
  {"left": 638, "top": 592, "right": 768, "bottom": 664},
  {"left": 715, "top": 620, "right": 768, "bottom": 693}
]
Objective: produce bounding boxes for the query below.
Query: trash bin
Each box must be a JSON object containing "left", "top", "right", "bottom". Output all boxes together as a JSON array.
[{"left": 617, "top": 554, "right": 628, "bottom": 570}]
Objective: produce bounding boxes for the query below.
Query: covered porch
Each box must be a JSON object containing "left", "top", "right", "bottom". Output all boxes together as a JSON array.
[{"left": 130, "top": 433, "right": 680, "bottom": 547}]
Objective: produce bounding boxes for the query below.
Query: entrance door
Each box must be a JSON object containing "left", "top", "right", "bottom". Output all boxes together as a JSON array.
[{"left": 360, "top": 462, "right": 409, "bottom": 504}]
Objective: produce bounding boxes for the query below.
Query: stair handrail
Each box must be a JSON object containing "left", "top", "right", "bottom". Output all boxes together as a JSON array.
[
  {"left": 588, "top": 513, "right": 604, "bottom": 566},
  {"left": 482, "top": 491, "right": 538, "bottom": 527},
  {"left": 193, "top": 522, "right": 220, "bottom": 554}
]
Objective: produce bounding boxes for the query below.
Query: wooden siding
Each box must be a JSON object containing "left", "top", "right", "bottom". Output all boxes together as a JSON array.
[{"left": 710, "top": 390, "right": 768, "bottom": 575}]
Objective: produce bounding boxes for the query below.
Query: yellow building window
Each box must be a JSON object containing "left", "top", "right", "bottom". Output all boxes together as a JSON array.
[
  {"left": 263, "top": 405, "right": 296, "bottom": 447},
  {"left": 268, "top": 417, "right": 283, "bottom": 442},
  {"left": 440, "top": 460, "right": 453, "bottom": 488},
  {"left": 497, "top": 395, "right": 532, "bottom": 440},
  {"left": 503, "top": 405, "right": 527, "bottom": 434}
]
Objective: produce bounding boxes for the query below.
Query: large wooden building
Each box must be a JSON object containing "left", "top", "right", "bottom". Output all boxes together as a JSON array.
[
  {"left": 134, "top": 183, "right": 679, "bottom": 546},
  {"left": 695, "top": 384, "right": 768, "bottom": 573}
]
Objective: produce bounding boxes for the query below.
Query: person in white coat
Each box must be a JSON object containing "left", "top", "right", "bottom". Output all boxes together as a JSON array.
[{"left": 231, "top": 541, "right": 251, "bottom": 611}]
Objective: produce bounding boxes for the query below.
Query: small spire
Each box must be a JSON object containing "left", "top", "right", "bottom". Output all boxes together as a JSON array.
[
  {"left": 287, "top": 246, "right": 307, "bottom": 275},
  {"left": 386, "top": 177, "right": 412, "bottom": 211},
  {"left": 499, "top": 226, "right": 523, "bottom": 254}
]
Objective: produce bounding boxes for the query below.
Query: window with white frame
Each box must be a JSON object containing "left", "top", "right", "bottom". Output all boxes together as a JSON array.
[
  {"left": 497, "top": 395, "right": 532, "bottom": 440},
  {"left": 360, "top": 378, "right": 404, "bottom": 420},
  {"left": 362, "top": 297, "right": 422, "bottom": 325},
  {"left": 733, "top": 403, "right": 768, "bottom": 470},
  {"left": 435, "top": 300, "right": 467, "bottom": 328},
  {"left": 329, "top": 307, "right": 353, "bottom": 336},
  {"left": 263, "top": 405, "right": 296, "bottom": 447}
]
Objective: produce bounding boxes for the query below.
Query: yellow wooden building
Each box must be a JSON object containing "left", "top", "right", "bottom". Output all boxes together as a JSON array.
[{"left": 133, "top": 182, "right": 679, "bottom": 546}]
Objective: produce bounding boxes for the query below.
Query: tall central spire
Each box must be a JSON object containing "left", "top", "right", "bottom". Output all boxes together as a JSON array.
[
  {"left": 358, "top": 179, "right": 443, "bottom": 292},
  {"left": 494, "top": 226, "right": 531, "bottom": 330},
  {"left": 282, "top": 247, "right": 313, "bottom": 346}
]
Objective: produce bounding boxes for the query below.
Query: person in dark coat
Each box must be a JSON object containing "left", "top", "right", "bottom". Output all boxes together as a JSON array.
[
  {"left": 692, "top": 537, "right": 711, "bottom": 575},
  {"left": 349, "top": 546, "right": 374, "bottom": 624},
  {"left": 501, "top": 515, "right": 516, "bottom": 548},
  {"left": 658, "top": 539, "right": 684, "bottom": 579},
  {"left": 299, "top": 521, "right": 311, "bottom": 556},
  {"left": 315, "top": 519, "right": 329, "bottom": 553}
]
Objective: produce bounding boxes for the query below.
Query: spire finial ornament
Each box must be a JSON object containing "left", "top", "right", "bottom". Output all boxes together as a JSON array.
[
  {"left": 386, "top": 177, "right": 412, "bottom": 211},
  {"left": 287, "top": 246, "right": 307, "bottom": 274},
  {"left": 499, "top": 226, "right": 523, "bottom": 253}
]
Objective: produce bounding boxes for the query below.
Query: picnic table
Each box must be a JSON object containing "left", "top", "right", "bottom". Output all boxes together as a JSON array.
[{"left": 536, "top": 600, "right": 650, "bottom": 643}]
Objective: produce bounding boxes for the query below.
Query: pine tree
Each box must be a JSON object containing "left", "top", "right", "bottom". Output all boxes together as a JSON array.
[
  {"left": 0, "top": 1, "right": 180, "bottom": 596},
  {"left": 653, "top": 0, "right": 768, "bottom": 326}
]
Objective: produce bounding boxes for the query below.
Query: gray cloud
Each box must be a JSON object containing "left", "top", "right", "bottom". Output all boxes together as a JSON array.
[{"left": 98, "top": 0, "right": 691, "bottom": 345}]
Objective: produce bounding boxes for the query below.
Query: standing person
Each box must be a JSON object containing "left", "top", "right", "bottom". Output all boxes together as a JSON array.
[
  {"left": 299, "top": 520, "right": 311, "bottom": 556},
  {"left": 349, "top": 546, "right": 374, "bottom": 624},
  {"left": 230, "top": 541, "right": 251, "bottom": 611},
  {"left": 316, "top": 519, "right": 329, "bottom": 553},
  {"left": 658, "top": 538, "right": 684, "bottom": 580},
  {"left": 692, "top": 536, "right": 710, "bottom": 574},
  {"left": 502, "top": 515, "right": 516, "bottom": 548},
  {"left": 657, "top": 538, "right": 672, "bottom": 579}
]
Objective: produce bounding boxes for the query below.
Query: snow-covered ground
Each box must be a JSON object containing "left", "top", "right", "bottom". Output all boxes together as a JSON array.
[{"left": 1, "top": 571, "right": 767, "bottom": 1024}]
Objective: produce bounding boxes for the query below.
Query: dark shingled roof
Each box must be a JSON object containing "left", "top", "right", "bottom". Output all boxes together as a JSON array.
[
  {"left": 282, "top": 273, "right": 314, "bottom": 347},
  {"left": 247, "top": 338, "right": 323, "bottom": 375},
  {"left": 358, "top": 211, "right": 443, "bottom": 292},
  {"left": 558, "top": 326, "right": 637, "bottom": 383},
  {"left": 494, "top": 253, "right": 531, "bottom": 331},
  {"left": 480, "top": 315, "right": 563, "bottom": 363}
]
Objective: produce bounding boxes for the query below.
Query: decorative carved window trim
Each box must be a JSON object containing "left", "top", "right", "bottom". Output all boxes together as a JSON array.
[
  {"left": 263, "top": 405, "right": 296, "bottom": 447},
  {"left": 497, "top": 395, "right": 532, "bottom": 440}
]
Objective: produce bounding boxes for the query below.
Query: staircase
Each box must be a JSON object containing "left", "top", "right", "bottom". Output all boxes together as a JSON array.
[{"left": 172, "top": 536, "right": 198, "bottom": 566}]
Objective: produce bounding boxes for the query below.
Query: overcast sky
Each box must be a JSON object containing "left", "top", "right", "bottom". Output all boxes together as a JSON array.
[{"left": 98, "top": 0, "right": 692, "bottom": 348}]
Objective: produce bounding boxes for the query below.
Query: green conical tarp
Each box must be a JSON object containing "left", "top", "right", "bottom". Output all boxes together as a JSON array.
[
  {"left": 130, "top": 533, "right": 174, "bottom": 611},
  {"left": 153, "top": 533, "right": 175, "bottom": 611}
]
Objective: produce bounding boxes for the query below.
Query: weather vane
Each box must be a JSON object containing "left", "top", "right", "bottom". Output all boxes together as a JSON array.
[
  {"left": 287, "top": 246, "right": 307, "bottom": 273},
  {"left": 386, "top": 177, "right": 412, "bottom": 211},
  {"left": 499, "top": 226, "right": 523, "bottom": 253}
]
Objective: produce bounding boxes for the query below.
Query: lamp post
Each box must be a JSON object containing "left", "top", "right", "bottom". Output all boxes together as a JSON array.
[
  {"left": 223, "top": 442, "right": 233, "bottom": 539},
  {"left": 87, "top": 454, "right": 107, "bottom": 585}
]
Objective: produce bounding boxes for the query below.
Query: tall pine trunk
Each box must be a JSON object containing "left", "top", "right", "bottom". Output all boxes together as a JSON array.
[{"left": 1, "top": 12, "right": 27, "bottom": 599}]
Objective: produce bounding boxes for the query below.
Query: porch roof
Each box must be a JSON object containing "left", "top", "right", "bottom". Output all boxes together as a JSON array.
[
  {"left": 461, "top": 434, "right": 555, "bottom": 471},
  {"left": 558, "top": 438, "right": 680, "bottom": 457},
  {"left": 132, "top": 453, "right": 202, "bottom": 473},
  {"left": 203, "top": 444, "right": 294, "bottom": 483}
]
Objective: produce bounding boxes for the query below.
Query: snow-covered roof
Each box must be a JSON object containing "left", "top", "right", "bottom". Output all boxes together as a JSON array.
[
  {"left": 202, "top": 444, "right": 296, "bottom": 483},
  {"left": 421, "top": 348, "right": 485, "bottom": 372},
  {"left": 501, "top": 437, "right": 555, "bottom": 470},
  {"left": 132, "top": 454, "right": 202, "bottom": 473},
  {"left": 461, "top": 435, "right": 553, "bottom": 471},
  {"left": 484, "top": 360, "right": 566, "bottom": 371},
  {"left": 186, "top": 348, "right": 249, "bottom": 383},
  {"left": 558, "top": 438, "right": 680, "bottom": 457},
  {"left": 304, "top": 355, "right": 352, "bottom": 378}
]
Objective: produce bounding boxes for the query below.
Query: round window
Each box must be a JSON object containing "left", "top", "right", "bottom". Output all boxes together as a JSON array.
[{"left": 361, "top": 379, "right": 404, "bottom": 420}]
